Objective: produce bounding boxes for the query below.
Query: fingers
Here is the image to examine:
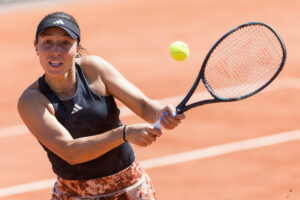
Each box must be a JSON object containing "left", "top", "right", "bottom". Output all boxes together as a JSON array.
[
  {"left": 158, "top": 104, "right": 185, "bottom": 130},
  {"left": 124, "top": 103, "right": 187, "bottom": 147},
  {"left": 159, "top": 113, "right": 178, "bottom": 129},
  {"left": 125, "top": 124, "right": 162, "bottom": 147},
  {"left": 140, "top": 126, "right": 162, "bottom": 147},
  {"left": 146, "top": 126, "right": 162, "bottom": 138},
  {"left": 175, "top": 113, "right": 186, "bottom": 120}
]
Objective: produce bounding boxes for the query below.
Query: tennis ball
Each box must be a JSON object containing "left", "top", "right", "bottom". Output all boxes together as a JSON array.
[{"left": 169, "top": 41, "right": 189, "bottom": 61}]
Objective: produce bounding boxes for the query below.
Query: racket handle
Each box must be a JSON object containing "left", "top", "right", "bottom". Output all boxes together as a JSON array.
[
  {"left": 153, "top": 112, "right": 176, "bottom": 130},
  {"left": 153, "top": 120, "right": 162, "bottom": 129}
]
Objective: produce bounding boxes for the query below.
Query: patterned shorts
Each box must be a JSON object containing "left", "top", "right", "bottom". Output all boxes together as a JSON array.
[{"left": 51, "top": 161, "right": 156, "bottom": 200}]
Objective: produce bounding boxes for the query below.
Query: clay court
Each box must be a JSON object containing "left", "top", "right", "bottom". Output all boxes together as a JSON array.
[{"left": 0, "top": 0, "right": 299, "bottom": 199}]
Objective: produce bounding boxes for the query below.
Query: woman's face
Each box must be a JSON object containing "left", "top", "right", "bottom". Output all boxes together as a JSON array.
[{"left": 35, "top": 27, "right": 79, "bottom": 76}]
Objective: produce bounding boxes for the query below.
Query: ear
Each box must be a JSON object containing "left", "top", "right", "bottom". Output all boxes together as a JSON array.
[
  {"left": 76, "top": 43, "right": 82, "bottom": 57},
  {"left": 34, "top": 41, "right": 39, "bottom": 56},
  {"left": 77, "top": 43, "right": 81, "bottom": 52}
]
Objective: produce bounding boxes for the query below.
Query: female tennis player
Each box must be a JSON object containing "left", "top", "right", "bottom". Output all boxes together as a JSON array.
[{"left": 17, "top": 12, "right": 184, "bottom": 200}]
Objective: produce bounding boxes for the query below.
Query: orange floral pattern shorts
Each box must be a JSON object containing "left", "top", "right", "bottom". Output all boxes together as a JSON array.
[{"left": 51, "top": 161, "right": 156, "bottom": 200}]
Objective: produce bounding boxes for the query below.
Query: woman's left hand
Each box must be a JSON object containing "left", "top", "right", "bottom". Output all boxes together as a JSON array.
[{"left": 156, "top": 104, "right": 185, "bottom": 130}]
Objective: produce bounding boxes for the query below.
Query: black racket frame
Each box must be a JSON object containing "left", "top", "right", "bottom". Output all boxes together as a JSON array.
[{"left": 176, "top": 22, "right": 287, "bottom": 114}]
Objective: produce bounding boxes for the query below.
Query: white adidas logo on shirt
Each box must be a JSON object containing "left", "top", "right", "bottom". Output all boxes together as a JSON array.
[{"left": 71, "top": 103, "right": 83, "bottom": 115}]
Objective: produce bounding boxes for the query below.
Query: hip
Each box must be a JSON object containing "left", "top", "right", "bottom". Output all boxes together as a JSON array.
[{"left": 51, "top": 161, "right": 156, "bottom": 200}]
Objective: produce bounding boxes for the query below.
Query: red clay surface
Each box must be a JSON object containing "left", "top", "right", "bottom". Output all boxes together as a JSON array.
[{"left": 0, "top": 0, "right": 299, "bottom": 199}]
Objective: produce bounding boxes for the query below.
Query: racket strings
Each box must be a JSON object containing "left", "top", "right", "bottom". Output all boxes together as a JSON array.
[
  {"left": 204, "top": 24, "right": 284, "bottom": 99},
  {"left": 213, "top": 28, "right": 279, "bottom": 93}
]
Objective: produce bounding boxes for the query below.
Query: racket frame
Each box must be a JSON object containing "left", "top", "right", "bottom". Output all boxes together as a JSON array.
[{"left": 176, "top": 22, "right": 286, "bottom": 114}]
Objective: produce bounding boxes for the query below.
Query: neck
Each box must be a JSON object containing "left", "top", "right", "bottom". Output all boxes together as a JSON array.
[{"left": 45, "top": 68, "right": 77, "bottom": 97}]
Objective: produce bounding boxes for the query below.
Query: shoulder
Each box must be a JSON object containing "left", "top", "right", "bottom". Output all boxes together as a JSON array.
[
  {"left": 76, "top": 55, "right": 122, "bottom": 84},
  {"left": 76, "top": 55, "right": 117, "bottom": 76},
  {"left": 19, "top": 81, "right": 42, "bottom": 103},
  {"left": 76, "top": 55, "right": 112, "bottom": 70},
  {"left": 18, "top": 81, "right": 54, "bottom": 115}
]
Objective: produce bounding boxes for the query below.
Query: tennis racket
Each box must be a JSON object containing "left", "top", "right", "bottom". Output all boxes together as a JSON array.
[{"left": 154, "top": 22, "right": 286, "bottom": 129}]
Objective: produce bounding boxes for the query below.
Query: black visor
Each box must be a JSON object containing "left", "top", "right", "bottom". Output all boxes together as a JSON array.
[{"left": 35, "top": 17, "right": 80, "bottom": 42}]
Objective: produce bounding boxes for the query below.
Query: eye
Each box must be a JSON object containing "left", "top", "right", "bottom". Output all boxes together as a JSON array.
[
  {"left": 43, "top": 40, "right": 53, "bottom": 47},
  {"left": 62, "top": 40, "right": 72, "bottom": 47}
]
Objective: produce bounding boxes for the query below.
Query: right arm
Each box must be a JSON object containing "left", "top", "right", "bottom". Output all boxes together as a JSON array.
[{"left": 17, "top": 87, "right": 159, "bottom": 165}]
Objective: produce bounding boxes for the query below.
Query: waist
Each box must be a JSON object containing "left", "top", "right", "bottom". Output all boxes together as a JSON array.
[{"left": 47, "top": 142, "right": 135, "bottom": 180}]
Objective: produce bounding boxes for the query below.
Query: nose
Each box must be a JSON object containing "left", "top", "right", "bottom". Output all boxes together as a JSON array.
[
  {"left": 50, "top": 43, "right": 63, "bottom": 55},
  {"left": 52, "top": 43, "right": 62, "bottom": 53}
]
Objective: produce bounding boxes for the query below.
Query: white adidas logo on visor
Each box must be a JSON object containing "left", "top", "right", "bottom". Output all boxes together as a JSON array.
[
  {"left": 53, "top": 19, "right": 64, "bottom": 25},
  {"left": 71, "top": 103, "right": 83, "bottom": 115}
]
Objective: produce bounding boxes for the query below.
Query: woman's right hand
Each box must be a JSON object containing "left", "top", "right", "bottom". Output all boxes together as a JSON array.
[{"left": 125, "top": 124, "right": 162, "bottom": 147}]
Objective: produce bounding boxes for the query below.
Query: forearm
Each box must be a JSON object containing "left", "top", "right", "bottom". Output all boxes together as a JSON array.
[
  {"left": 65, "top": 126, "right": 124, "bottom": 165},
  {"left": 140, "top": 98, "right": 164, "bottom": 123}
]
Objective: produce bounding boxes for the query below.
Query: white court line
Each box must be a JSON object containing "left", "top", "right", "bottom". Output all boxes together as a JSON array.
[
  {"left": 1, "top": 76, "right": 299, "bottom": 139},
  {"left": 0, "top": 125, "right": 28, "bottom": 139},
  {"left": 0, "top": 179, "right": 56, "bottom": 198},
  {"left": 140, "top": 129, "right": 300, "bottom": 169},
  {"left": 0, "top": 129, "right": 299, "bottom": 197}
]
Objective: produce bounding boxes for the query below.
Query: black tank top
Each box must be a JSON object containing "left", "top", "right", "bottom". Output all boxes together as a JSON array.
[{"left": 38, "top": 63, "right": 135, "bottom": 180}]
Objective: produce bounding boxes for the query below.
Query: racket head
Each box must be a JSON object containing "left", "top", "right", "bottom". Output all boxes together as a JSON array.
[
  {"left": 176, "top": 22, "right": 286, "bottom": 114},
  {"left": 202, "top": 22, "right": 286, "bottom": 101}
]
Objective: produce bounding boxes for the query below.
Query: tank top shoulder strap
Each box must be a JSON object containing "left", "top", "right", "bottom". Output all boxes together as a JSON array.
[
  {"left": 38, "top": 75, "right": 69, "bottom": 120},
  {"left": 38, "top": 75, "right": 60, "bottom": 111},
  {"left": 75, "top": 63, "right": 93, "bottom": 95}
]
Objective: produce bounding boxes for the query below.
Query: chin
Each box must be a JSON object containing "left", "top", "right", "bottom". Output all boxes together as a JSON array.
[{"left": 44, "top": 67, "right": 68, "bottom": 76}]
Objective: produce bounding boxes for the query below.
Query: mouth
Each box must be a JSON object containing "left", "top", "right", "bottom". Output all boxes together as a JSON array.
[{"left": 48, "top": 61, "right": 63, "bottom": 68}]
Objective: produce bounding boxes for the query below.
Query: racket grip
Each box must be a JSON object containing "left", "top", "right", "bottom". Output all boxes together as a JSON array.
[
  {"left": 153, "top": 120, "right": 162, "bottom": 129},
  {"left": 153, "top": 112, "right": 176, "bottom": 129}
]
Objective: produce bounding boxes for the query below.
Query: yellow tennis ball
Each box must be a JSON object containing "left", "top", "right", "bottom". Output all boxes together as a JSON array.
[{"left": 169, "top": 41, "right": 189, "bottom": 61}]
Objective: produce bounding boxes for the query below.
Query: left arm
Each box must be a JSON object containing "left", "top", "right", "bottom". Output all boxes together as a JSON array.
[{"left": 80, "top": 56, "right": 184, "bottom": 129}]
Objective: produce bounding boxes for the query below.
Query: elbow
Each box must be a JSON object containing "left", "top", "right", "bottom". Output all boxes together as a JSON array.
[
  {"left": 64, "top": 156, "right": 79, "bottom": 165},
  {"left": 63, "top": 154, "right": 89, "bottom": 166},
  {"left": 58, "top": 143, "right": 84, "bottom": 165},
  {"left": 60, "top": 152, "right": 80, "bottom": 165}
]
